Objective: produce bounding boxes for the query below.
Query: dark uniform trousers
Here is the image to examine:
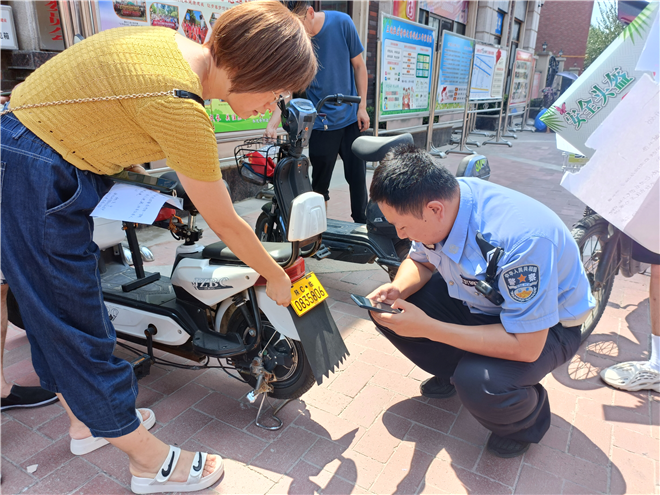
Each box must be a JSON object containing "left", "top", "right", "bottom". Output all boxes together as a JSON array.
[
  {"left": 372, "top": 273, "right": 581, "bottom": 443},
  {"left": 308, "top": 121, "right": 367, "bottom": 223}
]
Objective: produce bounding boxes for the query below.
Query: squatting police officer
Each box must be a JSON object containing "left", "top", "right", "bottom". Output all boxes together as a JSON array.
[{"left": 367, "top": 145, "right": 595, "bottom": 458}]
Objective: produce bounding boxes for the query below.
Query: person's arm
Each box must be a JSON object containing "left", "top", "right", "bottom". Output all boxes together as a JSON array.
[
  {"left": 264, "top": 106, "right": 282, "bottom": 139},
  {"left": 370, "top": 257, "right": 548, "bottom": 362},
  {"left": 135, "top": 100, "right": 291, "bottom": 305},
  {"left": 373, "top": 304, "right": 549, "bottom": 362},
  {"left": 373, "top": 236, "right": 563, "bottom": 362},
  {"left": 176, "top": 174, "right": 291, "bottom": 306},
  {"left": 350, "top": 53, "right": 370, "bottom": 132}
]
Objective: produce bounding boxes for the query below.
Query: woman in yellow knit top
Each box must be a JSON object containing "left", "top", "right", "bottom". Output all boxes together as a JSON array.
[{"left": 0, "top": 2, "right": 316, "bottom": 493}]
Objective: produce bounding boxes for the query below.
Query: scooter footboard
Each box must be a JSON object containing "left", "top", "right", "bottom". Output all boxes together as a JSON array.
[{"left": 255, "top": 288, "right": 349, "bottom": 384}]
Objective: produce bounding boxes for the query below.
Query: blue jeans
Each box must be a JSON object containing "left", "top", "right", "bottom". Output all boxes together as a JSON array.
[{"left": 1, "top": 112, "right": 140, "bottom": 437}]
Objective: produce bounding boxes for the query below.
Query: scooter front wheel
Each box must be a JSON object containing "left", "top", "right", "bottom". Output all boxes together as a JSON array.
[
  {"left": 228, "top": 309, "right": 315, "bottom": 400},
  {"left": 255, "top": 212, "right": 284, "bottom": 243}
]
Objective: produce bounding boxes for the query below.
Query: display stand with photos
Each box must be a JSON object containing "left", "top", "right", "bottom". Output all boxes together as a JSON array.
[
  {"left": 463, "top": 42, "right": 510, "bottom": 148},
  {"left": 499, "top": 48, "right": 535, "bottom": 138},
  {"left": 506, "top": 51, "right": 537, "bottom": 134},
  {"left": 426, "top": 31, "right": 475, "bottom": 158},
  {"left": 374, "top": 14, "right": 436, "bottom": 137},
  {"left": 446, "top": 41, "right": 508, "bottom": 153}
]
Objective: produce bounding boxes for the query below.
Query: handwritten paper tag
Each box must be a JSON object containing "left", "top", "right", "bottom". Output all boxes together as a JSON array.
[{"left": 91, "top": 184, "right": 184, "bottom": 224}]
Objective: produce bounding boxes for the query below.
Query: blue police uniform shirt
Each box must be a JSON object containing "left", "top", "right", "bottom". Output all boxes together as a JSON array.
[
  {"left": 306, "top": 11, "right": 363, "bottom": 131},
  {"left": 409, "top": 178, "right": 596, "bottom": 334}
]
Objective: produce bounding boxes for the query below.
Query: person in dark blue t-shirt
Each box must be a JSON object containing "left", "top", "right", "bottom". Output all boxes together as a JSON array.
[{"left": 265, "top": 1, "right": 370, "bottom": 223}]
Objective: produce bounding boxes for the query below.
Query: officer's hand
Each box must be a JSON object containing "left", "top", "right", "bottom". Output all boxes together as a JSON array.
[
  {"left": 357, "top": 107, "right": 370, "bottom": 132},
  {"left": 370, "top": 299, "right": 430, "bottom": 338},
  {"left": 367, "top": 283, "right": 400, "bottom": 305}
]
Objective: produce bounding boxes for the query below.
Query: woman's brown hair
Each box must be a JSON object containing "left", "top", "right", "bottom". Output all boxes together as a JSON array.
[{"left": 207, "top": 1, "right": 317, "bottom": 94}]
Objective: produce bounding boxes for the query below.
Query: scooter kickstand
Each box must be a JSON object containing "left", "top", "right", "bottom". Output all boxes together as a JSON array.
[{"left": 253, "top": 393, "right": 292, "bottom": 431}]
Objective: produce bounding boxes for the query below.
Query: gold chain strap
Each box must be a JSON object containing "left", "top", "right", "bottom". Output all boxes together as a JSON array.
[{"left": 0, "top": 90, "right": 176, "bottom": 116}]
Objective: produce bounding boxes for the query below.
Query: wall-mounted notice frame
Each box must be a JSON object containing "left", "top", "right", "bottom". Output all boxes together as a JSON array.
[
  {"left": 97, "top": 0, "right": 272, "bottom": 134},
  {"left": 435, "top": 31, "right": 475, "bottom": 113},
  {"left": 379, "top": 13, "right": 436, "bottom": 119},
  {"left": 470, "top": 43, "right": 508, "bottom": 100},
  {"left": 510, "top": 48, "right": 534, "bottom": 105}
]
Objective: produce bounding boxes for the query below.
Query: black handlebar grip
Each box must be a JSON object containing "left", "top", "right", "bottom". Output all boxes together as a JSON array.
[{"left": 341, "top": 95, "right": 362, "bottom": 104}]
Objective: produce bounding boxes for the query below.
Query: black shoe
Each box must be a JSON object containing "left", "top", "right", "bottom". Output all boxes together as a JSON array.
[
  {"left": 1, "top": 385, "right": 59, "bottom": 411},
  {"left": 420, "top": 376, "right": 456, "bottom": 399},
  {"left": 486, "top": 433, "right": 531, "bottom": 458}
]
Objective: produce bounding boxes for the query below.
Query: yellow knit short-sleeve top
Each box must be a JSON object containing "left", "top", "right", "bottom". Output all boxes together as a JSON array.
[{"left": 11, "top": 27, "right": 221, "bottom": 182}]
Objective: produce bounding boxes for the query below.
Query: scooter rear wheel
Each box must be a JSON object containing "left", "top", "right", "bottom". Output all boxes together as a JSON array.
[
  {"left": 228, "top": 309, "right": 315, "bottom": 400},
  {"left": 571, "top": 215, "right": 617, "bottom": 343}
]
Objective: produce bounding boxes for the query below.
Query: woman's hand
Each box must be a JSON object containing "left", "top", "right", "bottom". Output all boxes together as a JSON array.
[
  {"left": 126, "top": 164, "right": 149, "bottom": 176},
  {"left": 266, "top": 272, "right": 292, "bottom": 307},
  {"left": 263, "top": 121, "right": 279, "bottom": 140}
]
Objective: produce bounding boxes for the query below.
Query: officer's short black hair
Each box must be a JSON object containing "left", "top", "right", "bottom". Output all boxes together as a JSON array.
[{"left": 370, "top": 144, "right": 459, "bottom": 219}]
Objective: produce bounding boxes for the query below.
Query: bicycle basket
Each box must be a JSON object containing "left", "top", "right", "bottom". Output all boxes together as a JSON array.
[{"left": 234, "top": 138, "right": 281, "bottom": 186}]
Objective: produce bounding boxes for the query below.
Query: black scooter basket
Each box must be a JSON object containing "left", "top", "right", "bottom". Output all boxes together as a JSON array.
[{"left": 234, "top": 137, "right": 284, "bottom": 186}]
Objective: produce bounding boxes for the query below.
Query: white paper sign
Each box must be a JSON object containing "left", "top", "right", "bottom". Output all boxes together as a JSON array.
[
  {"left": 91, "top": 184, "right": 183, "bottom": 224},
  {"left": 561, "top": 74, "right": 660, "bottom": 253},
  {"left": 636, "top": 7, "right": 659, "bottom": 81}
]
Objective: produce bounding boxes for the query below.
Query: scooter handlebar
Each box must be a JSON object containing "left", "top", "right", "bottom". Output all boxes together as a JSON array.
[{"left": 315, "top": 94, "right": 362, "bottom": 113}]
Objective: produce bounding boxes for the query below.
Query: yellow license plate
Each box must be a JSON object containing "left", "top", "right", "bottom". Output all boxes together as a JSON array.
[{"left": 290, "top": 272, "right": 328, "bottom": 317}]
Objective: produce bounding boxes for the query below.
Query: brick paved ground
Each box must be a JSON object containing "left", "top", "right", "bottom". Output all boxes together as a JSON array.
[{"left": 1, "top": 132, "right": 657, "bottom": 494}]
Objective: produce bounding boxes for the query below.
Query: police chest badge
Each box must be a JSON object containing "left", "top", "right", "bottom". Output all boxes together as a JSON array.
[{"left": 502, "top": 265, "right": 540, "bottom": 303}]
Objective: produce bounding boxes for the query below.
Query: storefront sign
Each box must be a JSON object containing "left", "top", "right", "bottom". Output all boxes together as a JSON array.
[
  {"left": 36, "top": 1, "right": 65, "bottom": 51},
  {"left": 418, "top": 0, "right": 468, "bottom": 24},
  {"left": 470, "top": 43, "right": 507, "bottom": 99},
  {"left": 509, "top": 49, "right": 534, "bottom": 105},
  {"left": 436, "top": 31, "right": 474, "bottom": 112},
  {"left": 379, "top": 14, "right": 435, "bottom": 118},
  {"left": 0, "top": 5, "right": 18, "bottom": 50},
  {"left": 393, "top": 0, "right": 417, "bottom": 21}
]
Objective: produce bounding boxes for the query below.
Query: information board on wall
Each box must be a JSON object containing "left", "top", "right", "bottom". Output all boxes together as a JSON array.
[
  {"left": 379, "top": 14, "right": 435, "bottom": 118},
  {"left": 509, "top": 49, "right": 534, "bottom": 105},
  {"left": 470, "top": 43, "right": 507, "bottom": 100},
  {"left": 98, "top": 0, "right": 271, "bottom": 134},
  {"left": 435, "top": 31, "right": 474, "bottom": 112}
]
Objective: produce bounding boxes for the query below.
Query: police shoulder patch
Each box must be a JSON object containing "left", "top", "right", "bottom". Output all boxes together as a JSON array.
[{"left": 502, "top": 264, "right": 540, "bottom": 303}]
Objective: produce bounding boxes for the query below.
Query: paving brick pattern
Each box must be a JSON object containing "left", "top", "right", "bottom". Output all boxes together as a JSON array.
[{"left": 2, "top": 133, "right": 657, "bottom": 494}]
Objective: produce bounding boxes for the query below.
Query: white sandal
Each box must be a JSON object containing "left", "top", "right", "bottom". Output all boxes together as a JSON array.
[
  {"left": 70, "top": 408, "right": 156, "bottom": 456},
  {"left": 131, "top": 445, "right": 224, "bottom": 494},
  {"left": 600, "top": 361, "right": 660, "bottom": 392}
]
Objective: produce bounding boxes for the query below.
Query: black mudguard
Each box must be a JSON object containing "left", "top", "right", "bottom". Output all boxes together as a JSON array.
[{"left": 288, "top": 300, "right": 349, "bottom": 384}]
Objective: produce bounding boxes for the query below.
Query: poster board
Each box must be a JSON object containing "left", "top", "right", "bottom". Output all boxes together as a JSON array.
[
  {"left": 470, "top": 43, "right": 507, "bottom": 100},
  {"left": 379, "top": 14, "right": 436, "bottom": 119},
  {"left": 509, "top": 49, "right": 534, "bottom": 105},
  {"left": 97, "top": 0, "right": 272, "bottom": 134},
  {"left": 435, "top": 31, "right": 474, "bottom": 113}
]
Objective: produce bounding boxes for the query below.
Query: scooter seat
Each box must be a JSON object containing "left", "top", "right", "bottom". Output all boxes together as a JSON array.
[
  {"left": 203, "top": 241, "right": 293, "bottom": 264},
  {"left": 351, "top": 133, "right": 414, "bottom": 162}
]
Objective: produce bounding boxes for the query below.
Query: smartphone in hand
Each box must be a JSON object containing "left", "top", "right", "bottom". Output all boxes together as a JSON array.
[{"left": 350, "top": 294, "right": 401, "bottom": 314}]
